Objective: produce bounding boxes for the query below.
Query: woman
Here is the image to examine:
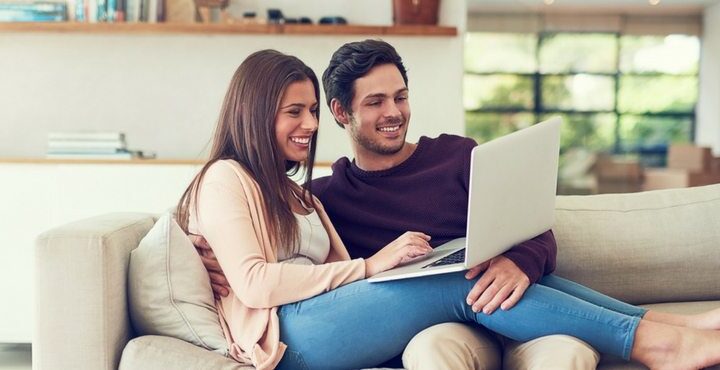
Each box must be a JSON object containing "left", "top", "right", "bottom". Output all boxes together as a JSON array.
[{"left": 177, "top": 50, "right": 720, "bottom": 370}]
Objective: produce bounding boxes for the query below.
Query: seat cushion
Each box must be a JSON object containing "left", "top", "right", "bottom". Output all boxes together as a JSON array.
[
  {"left": 120, "top": 335, "right": 402, "bottom": 370},
  {"left": 127, "top": 213, "right": 228, "bottom": 355},
  {"left": 120, "top": 336, "right": 250, "bottom": 370}
]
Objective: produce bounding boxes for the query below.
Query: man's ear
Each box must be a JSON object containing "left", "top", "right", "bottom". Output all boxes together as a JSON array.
[{"left": 330, "top": 98, "right": 350, "bottom": 126}]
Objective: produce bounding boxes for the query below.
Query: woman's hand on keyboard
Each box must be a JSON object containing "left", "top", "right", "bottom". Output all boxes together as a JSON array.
[{"left": 365, "top": 232, "right": 432, "bottom": 277}]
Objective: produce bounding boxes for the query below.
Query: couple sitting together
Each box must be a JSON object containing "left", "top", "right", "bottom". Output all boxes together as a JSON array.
[{"left": 175, "top": 39, "right": 720, "bottom": 370}]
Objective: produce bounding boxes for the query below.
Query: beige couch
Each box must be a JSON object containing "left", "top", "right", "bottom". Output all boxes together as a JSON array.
[{"left": 34, "top": 183, "right": 720, "bottom": 370}]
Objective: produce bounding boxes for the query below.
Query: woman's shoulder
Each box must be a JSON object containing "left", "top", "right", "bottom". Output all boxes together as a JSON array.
[
  {"left": 196, "top": 159, "right": 263, "bottom": 206},
  {"left": 204, "top": 159, "right": 253, "bottom": 182}
]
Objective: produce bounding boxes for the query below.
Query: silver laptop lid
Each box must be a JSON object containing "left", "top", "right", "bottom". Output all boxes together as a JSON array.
[{"left": 464, "top": 117, "right": 562, "bottom": 268}]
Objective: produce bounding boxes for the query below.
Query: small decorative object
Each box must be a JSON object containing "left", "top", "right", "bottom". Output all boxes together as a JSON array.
[
  {"left": 267, "top": 8, "right": 283, "bottom": 24},
  {"left": 240, "top": 11, "right": 255, "bottom": 24},
  {"left": 194, "top": 0, "right": 229, "bottom": 23},
  {"left": 318, "top": 16, "right": 347, "bottom": 25},
  {"left": 166, "top": 0, "right": 196, "bottom": 23},
  {"left": 392, "top": 0, "right": 440, "bottom": 25}
]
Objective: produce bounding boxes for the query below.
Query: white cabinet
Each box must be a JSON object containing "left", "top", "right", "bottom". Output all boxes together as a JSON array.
[
  {"left": 0, "top": 160, "right": 332, "bottom": 343},
  {"left": 0, "top": 161, "right": 202, "bottom": 343}
]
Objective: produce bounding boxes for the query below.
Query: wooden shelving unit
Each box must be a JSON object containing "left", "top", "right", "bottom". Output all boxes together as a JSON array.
[
  {"left": 0, "top": 22, "right": 457, "bottom": 36},
  {"left": 0, "top": 157, "right": 334, "bottom": 166},
  {"left": 0, "top": 157, "right": 205, "bottom": 165}
]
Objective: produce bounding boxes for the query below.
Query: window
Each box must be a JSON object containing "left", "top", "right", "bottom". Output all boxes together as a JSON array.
[{"left": 464, "top": 32, "right": 700, "bottom": 169}]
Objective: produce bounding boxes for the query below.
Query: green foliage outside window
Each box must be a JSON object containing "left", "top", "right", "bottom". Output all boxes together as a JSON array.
[
  {"left": 465, "top": 112, "right": 535, "bottom": 144},
  {"left": 464, "top": 75, "right": 534, "bottom": 110},
  {"left": 464, "top": 32, "right": 699, "bottom": 165},
  {"left": 543, "top": 113, "right": 616, "bottom": 151},
  {"left": 539, "top": 33, "right": 617, "bottom": 73},
  {"left": 542, "top": 75, "right": 615, "bottom": 111},
  {"left": 618, "top": 76, "right": 698, "bottom": 113}
]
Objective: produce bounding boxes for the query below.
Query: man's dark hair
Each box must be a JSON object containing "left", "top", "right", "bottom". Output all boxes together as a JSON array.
[{"left": 322, "top": 39, "right": 409, "bottom": 128}]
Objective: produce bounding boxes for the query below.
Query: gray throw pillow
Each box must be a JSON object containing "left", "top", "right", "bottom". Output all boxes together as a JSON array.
[{"left": 128, "top": 213, "right": 229, "bottom": 355}]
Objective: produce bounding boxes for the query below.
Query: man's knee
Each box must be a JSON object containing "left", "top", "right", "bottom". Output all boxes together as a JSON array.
[
  {"left": 402, "top": 323, "right": 501, "bottom": 370},
  {"left": 504, "top": 335, "right": 600, "bottom": 370}
]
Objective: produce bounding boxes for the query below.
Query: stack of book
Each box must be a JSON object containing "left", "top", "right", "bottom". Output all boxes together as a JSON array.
[
  {"left": 73, "top": 0, "right": 165, "bottom": 23},
  {"left": 46, "top": 131, "right": 147, "bottom": 160},
  {"left": 0, "top": 1, "right": 68, "bottom": 22},
  {"left": 0, "top": 0, "right": 167, "bottom": 23}
]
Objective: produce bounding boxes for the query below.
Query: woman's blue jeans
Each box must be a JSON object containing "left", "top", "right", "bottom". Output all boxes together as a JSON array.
[{"left": 276, "top": 273, "right": 647, "bottom": 370}]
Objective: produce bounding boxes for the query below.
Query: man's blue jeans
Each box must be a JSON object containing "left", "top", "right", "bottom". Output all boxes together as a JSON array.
[{"left": 276, "top": 272, "right": 646, "bottom": 370}]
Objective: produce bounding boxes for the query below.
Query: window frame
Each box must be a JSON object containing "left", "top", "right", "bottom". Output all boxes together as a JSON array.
[{"left": 464, "top": 31, "right": 699, "bottom": 158}]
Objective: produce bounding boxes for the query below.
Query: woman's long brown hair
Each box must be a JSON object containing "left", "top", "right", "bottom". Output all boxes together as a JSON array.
[{"left": 176, "top": 50, "right": 319, "bottom": 256}]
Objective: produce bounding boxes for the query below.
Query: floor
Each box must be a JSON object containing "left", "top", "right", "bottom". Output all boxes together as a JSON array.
[{"left": 0, "top": 345, "right": 31, "bottom": 370}]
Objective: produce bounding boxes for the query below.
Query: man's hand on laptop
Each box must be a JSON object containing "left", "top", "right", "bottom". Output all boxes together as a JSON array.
[
  {"left": 190, "top": 234, "right": 230, "bottom": 299},
  {"left": 464, "top": 256, "right": 530, "bottom": 315}
]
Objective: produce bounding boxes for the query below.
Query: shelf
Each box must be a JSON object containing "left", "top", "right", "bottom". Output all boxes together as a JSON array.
[
  {"left": 0, "top": 157, "right": 206, "bottom": 165},
  {"left": 0, "top": 22, "right": 457, "bottom": 36},
  {"left": 0, "top": 157, "right": 334, "bottom": 167}
]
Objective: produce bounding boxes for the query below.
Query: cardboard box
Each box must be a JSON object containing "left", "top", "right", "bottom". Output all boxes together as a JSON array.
[
  {"left": 643, "top": 168, "right": 720, "bottom": 191},
  {"left": 668, "top": 144, "right": 713, "bottom": 172},
  {"left": 594, "top": 155, "right": 643, "bottom": 182},
  {"left": 712, "top": 157, "right": 720, "bottom": 174},
  {"left": 597, "top": 181, "right": 643, "bottom": 194}
]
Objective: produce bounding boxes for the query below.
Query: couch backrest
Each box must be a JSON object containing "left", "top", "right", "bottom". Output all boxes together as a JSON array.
[{"left": 553, "top": 183, "right": 720, "bottom": 305}]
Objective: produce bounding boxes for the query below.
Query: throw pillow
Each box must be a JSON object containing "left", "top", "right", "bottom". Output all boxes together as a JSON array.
[{"left": 128, "top": 213, "right": 229, "bottom": 355}]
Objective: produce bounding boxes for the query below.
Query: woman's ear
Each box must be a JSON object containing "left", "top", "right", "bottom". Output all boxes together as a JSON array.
[{"left": 330, "top": 98, "right": 350, "bottom": 126}]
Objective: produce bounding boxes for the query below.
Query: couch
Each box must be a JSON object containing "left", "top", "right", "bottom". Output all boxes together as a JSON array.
[{"left": 34, "top": 183, "right": 720, "bottom": 370}]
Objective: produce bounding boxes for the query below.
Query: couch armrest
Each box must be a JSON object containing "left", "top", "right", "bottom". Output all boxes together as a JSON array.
[
  {"left": 120, "top": 336, "right": 252, "bottom": 370},
  {"left": 34, "top": 213, "right": 156, "bottom": 370}
]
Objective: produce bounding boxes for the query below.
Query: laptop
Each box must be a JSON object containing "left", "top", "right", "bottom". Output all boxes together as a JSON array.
[{"left": 368, "top": 117, "right": 562, "bottom": 283}]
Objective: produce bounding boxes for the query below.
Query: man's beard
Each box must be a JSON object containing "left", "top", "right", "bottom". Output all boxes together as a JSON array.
[{"left": 349, "top": 116, "right": 407, "bottom": 155}]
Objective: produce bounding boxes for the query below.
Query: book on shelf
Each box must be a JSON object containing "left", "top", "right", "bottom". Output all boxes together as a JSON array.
[
  {"left": 62, "top": 0, "right": 159, "bottom": 22},
  {"left": 0, "top": 2, "right": 66, "bottom": 12},
  {"left": 124, "top": 0, "right": 139, "bottom": 22},
  {"left": 0, "top": 1, "right": 68, "bottom": 22},
  {"left": 0, "top": 0, "right": 173, "bottom": 23},
  {"left": 45, "top": 131, "right": 154, "bottom": 159},
  {"left": 48, "top": 131, "right": 126, "bottom": 142},
  {"left": 46, "top": 152, "right": 134, "bottom": 159},
  {"left": 0, "top": 10, "right": 65, "bottom": 21},
  {"left": 47, "top": 148, "right": 126, "bottom": 155},
  {"left": 86, "top": 0, "right": 97, "bottom": 22},
  {"left": 48, "top": 138, "right": 126, "bottom": 148},
  {"left": 45, "top": 150, "right": 157, "bottom": 160}
]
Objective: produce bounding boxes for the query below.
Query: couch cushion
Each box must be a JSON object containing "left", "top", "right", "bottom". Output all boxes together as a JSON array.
[
  {"left": 553, "top": 183, "right": 720, "bottom": 305},
  {"left": 120, "top": 336, "right": 250, "bottom": 370},
  {"left": 128, "top": 213, "right": 228, "bottom": 355},
  {"left": 120, "top": 336, "right": 403, "bottom": 370}
]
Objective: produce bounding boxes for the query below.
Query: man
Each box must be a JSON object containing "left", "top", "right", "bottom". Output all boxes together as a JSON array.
[{"left": 198, "top": 40, "right": 599, "bottom": 369}]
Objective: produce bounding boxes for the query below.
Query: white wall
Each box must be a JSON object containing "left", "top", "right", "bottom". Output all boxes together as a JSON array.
[
  {"left": 0, "top": 0, "right": 466, "bottom": 162},
  {"left": 697, "top": 1, "right": 720, "bottom": 155}
]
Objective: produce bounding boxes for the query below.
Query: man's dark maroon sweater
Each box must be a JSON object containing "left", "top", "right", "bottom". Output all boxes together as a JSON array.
[{"left": 312, "top": 134, "right": 557, "bottom": 283}]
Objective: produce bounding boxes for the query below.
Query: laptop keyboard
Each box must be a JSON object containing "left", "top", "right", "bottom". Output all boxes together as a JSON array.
[{"left": 422, "top": 248, "right": 466, "bottom": 269}]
